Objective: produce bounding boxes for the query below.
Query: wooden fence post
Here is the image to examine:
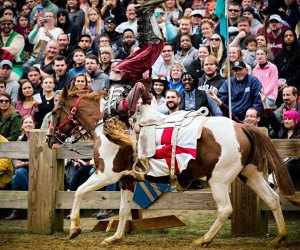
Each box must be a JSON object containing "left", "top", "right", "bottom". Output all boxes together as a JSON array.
[
  {"left": 28, "top": 130, "right": 64, "bottom": 234},
  {"left": 231, "top": 128, "right": 269, "bottom": 236}
]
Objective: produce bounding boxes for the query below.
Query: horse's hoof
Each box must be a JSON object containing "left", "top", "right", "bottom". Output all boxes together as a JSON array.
[
  {"left": 101, "top": 238, "right": 113, "bottom": 246},
  {"left": 69, "top": 228, "right": 82, "bottom": 239},
  {"left": 268, "top": 234, "right": 287, "bottom": 249},
  {"left": 191, "top": 237, "right": 211, "bottom": 248}
]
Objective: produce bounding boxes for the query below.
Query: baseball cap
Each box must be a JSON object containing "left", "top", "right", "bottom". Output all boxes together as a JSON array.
[
  {"left": 269, "top": 14, "right": 282, "bottom": 23},
  {"left": 0, "top": 60, "right": 12, "bottom": 68},
  {"left": 232, "top": 61, "right": 246, "bottom": 70},
  {"left": 191, "top": 9, "right": 205, "bottom": 17},
  {"left": 104, "top": 16, "right": 117, "bottom": 24}
]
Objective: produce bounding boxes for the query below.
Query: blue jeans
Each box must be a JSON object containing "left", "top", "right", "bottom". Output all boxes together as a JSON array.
[{"left": 12, "top": 167, "right": 28, "bottom": 191}]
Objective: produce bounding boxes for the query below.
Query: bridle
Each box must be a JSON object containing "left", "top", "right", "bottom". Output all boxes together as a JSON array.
[
  {"left": 49, "top": 96, "right": 103, "bottom": 145},
  {"left": 49, "top": 96, "right": 84, "bottom": 144}
]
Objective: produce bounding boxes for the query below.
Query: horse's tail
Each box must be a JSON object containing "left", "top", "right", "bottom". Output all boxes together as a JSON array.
[
  {"left": 103, "top": 117, "right": 134, "bottom": 148},
  {"left": 242, "top": 125, "right": 300, "bottom": 207}
]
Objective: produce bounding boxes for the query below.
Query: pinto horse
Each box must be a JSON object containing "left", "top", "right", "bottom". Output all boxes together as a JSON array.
[{"left": 48, "top": 89, "right": 300, "bottom": 248}]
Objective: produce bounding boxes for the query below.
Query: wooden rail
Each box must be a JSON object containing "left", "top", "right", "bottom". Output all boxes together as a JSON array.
[{"left": 0, "top": 130, "right": 300, "bottom": 235}]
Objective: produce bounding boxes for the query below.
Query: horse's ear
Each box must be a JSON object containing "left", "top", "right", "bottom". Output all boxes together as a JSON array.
[{"left": 62, "top": 86, "right": 68, "bottom": 99}]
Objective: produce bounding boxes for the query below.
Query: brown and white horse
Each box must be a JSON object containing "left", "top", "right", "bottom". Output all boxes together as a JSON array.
[{"left": 48, "top": 89, "right": 300, "bottom": 248}]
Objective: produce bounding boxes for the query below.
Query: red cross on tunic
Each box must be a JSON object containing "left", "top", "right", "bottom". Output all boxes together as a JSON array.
[{"left": 153, "top": 127, "right": 196, "bottom": 174}]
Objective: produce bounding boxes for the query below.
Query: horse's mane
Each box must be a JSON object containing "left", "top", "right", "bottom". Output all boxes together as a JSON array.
[{"left": 63, "top": 90, "right": 108, "bottom": 102}]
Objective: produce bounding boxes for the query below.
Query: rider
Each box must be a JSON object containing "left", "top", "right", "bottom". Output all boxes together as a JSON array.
[{"left": 104, "top": 0, "right": 166, "bottom": 118}]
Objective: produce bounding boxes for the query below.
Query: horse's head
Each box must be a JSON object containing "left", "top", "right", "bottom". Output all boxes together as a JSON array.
[{"left": 47, "top": 88, "right": 106, "bottom": 149}]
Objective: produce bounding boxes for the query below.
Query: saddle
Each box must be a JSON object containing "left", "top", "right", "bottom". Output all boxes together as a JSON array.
[{"left": 132, "top": 107, "right": 209, "bottom": 188}]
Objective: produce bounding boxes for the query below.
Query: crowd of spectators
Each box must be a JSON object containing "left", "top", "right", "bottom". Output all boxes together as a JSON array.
[{"left": 1, "top": 0, "right": 300, "bottom": 218}]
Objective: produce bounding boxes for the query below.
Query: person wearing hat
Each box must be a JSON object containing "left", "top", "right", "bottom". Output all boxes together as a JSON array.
[
  {"left": 150, "top": 76, "right": 169, "bottom": 114},
  {"left": 191, "top": 9, "right": 204, "bottom": 36},
  {"left": 90, "top": 16, "right": 122, "bottom": 54},
  {"left": 267, "top": 14, "right": 287, "bottom": 56},
  {"left": 242, "top": 7, "right": 262, "bottom": 35},
  {"left": 218, "top": 60, "right": 263, "bottom": 121},
  {"left": 0, "top": 60, "right": 19, "bottom": 106},
  {"left": 0, "top": 16, "right": 25, "bottom": 81}
]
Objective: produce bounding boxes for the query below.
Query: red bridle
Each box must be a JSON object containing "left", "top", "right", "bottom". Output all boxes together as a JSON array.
[{"left": 49, "top": 96, "right": 83, "bottom": 139}]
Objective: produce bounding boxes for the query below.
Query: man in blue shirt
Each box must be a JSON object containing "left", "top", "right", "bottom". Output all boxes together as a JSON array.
[{"left": 218, "top": 61, "right": 263, "bottom": 121}]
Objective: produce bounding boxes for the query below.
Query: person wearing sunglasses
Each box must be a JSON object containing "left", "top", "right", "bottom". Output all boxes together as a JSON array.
[
  {"left": 0, "top": 92, "right": 22, "bottom": 141},
  {"left": 227, "top": 2, "right": 242, "bottom": 40}
]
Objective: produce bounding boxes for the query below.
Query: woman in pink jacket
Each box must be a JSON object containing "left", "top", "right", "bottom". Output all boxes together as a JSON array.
[{"left": 252, "top": 46, "right": 278, "bottom": 106}]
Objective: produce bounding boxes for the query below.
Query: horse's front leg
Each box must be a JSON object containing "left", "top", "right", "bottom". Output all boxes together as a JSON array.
[
  {"left": 101, "top": 189, "right": 134, "bottom": 245},
  {"left": 69, "top": 172, "right": 120, "bottom": 239}
]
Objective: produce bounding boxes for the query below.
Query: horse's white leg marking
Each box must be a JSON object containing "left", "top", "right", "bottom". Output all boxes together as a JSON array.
[
  {"left": 101, "top": 189, "right": 134, "bottom": 245},
  {"left": 241, "top": 164, "right": 287, "bottom": 247},
  {"left": 69, "top": 171, "right": 124, "bottom": 239}
]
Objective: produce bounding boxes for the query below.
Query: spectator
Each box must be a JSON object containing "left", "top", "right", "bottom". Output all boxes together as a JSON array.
[
  {"left": 171, "top": 16, "right": 201, "bottom": 52},
  {"left": 16, "top": 80, "right": 37, "bottom": 118},
  {"left": 0, "top": 92, "right": 22, "bottom": 141},
  {"left": 242, "top": 36, "right": 258, "bottom": 68},
  {"left": 198, "top": 55, "right": 225, "bottom": 93},
  {"left": 209, "top": 33, "right": 226, "bottom": 67},
  {"left": 98, "top": 46, "right": 114, "bottom": 75},
  {"left": 242, "top": 6, "right": 263, "bottom": 35},
  {"left": 255, "top": 34, "right": 274, "bottom": 61},
  {"left": 220, "top": 45, "right": 251, "bottom": 79},
  {"left": 69, "top": 49, "right": 87, "bottom": 77},
  {"left": 91, "top": 16, "right": 122, "bottom": 53},
  {"left": 191, "top": 9, "right": 204, "bottom": 36},
  {"left": 0, "top": 60, "right": 19, "bottom": 106},
  {"left": 150, "top": 76, "right": 169, "bottom": 114},
  {"left": 174, "top": 34, "right": 198, "bottom": 69},
  {"left": 34, "top": 76, "right": 55, "bottom": 128},
  {"left": 168, "top": 63, "right": 184, "bottom": 94},
  {"left": 163, "top": 0, "right": 183, "bottom": 27},
  {"left": 66, "top": 0, "right": 85, "bottom": 29},
  {"left": 152, "top": 42, "right": 175, "bottom": 80},
  {"left": 85, "top": 55, "right": 109, "bottom": 92},
  {"left": 0, "top": 80, "right": 6, "bottom": 94},
  {"left": 165, "top": 88, "right": 181, "bottom": 113},
  {"left": 229, "top": 16, "right": 256, "bottom": 50},
  {"left": 77, "top": 34, "right": 93, "bottom": 54},
  {"left": 200, "top": 18, "right": 215, "bottom": 45},
  {"left": 218, "top": 61, "right": 263, "bottom": 121},
  {"left": 51, "top": 55, "right": 73, "bottom": 90},
  {"left": 274, "top": 86, "right": 300, "bottom": 123},
  {"left": 0, "top": 133, "right": 13, "bottom": 190},
  {"left": 252, "top": 46, "right": 278, "bottom": 106},
  {"left": 282, "top": 0, "right": 299, "bottom": 30},
  {"left": 179, "top": 71, "right": 222, "bottom": 116},
  {"left": 15, "top": 15, "right": 33, "bottom": 61},
  {"left": 56, "top": 8, "right": 81, "bottom": 46},
  {"left": 28, "top": 10, "right": 63, "bottom": 61},
  {"left": 4, "top": 115, "right": 35, "bottom": 220},
  {"left": 57, "top": 33, "right": 74, "bottom": 68},
  {"left": 187, "top": 44, "right": 210, "bottom": 80},
  {"left": 114, "top": 28, "right": 136, "bottom": 60},
  {"left": 27, "top": 66, "right": 42, "bottom": 94},
  {"left": 82, "top": 7, "right": 103, "bottom": 41},
  {"left": 267, "top": 14, "right": 287, "bottom": 56},
  {"left": 0, "top": 16, "right": 25, "bottom": 81},
  {"left": 115, "top": 4, "right": 138, "bottom": 37},
  {"left": 69, "top": 73, "right": 90, "bottom": 91},
  {"left": 100, "top": 0, "right": 127, "bottom": 26},
  {"left": 21, "top": 4, "right": 31, "bottom": 18},
  {"left": 30, "top": 0, "right": 59, "bottom": 26},
  {"left": 227, "top": 2, "right": 242, "bottom": 41},
  {"left": 30, "top": 40, "right": 61, "bottom": 77},
  {"left": 274, "top": 28, "right": 300, "bottom": 94}
]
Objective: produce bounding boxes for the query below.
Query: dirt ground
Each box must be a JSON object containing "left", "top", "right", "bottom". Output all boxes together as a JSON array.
[{"left": 0, "top": 210, "right": 300, "bottom": 250}]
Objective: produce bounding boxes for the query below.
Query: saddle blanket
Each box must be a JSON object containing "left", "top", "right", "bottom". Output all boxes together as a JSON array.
[{"left": 147, "top": 116, "right": 207, "bottom": 177}]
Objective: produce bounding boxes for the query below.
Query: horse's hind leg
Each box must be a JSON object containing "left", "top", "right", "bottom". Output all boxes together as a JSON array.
[
  {"left": 69, "top": 172, "right": 121, "bottom": 239},
  {"left": 192, "top": 181, "right": 233, "bottom": 247},
  {"left": 241, "top": 164, "right": 287, "bottom": 248},
  {"left": 101, "top": 189, "right": 134, "bottom": 245}
]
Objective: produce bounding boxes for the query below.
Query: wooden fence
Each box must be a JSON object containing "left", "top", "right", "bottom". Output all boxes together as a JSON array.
[{"left": 0, "top": 130, "right": 299, "bottom": 235}]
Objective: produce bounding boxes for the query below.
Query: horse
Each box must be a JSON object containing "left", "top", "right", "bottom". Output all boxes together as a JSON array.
[{"left": 47, "top": 88, "right": 300, "bottom": 248}]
